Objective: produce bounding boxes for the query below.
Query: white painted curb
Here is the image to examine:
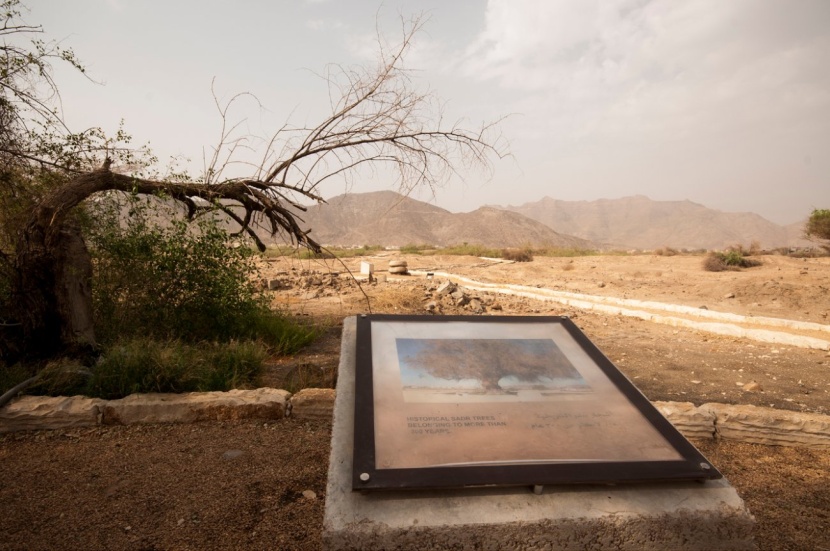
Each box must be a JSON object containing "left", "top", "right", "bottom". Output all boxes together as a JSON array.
[{"left": 411, "top": 270, "right": 830, "bottom": 350}]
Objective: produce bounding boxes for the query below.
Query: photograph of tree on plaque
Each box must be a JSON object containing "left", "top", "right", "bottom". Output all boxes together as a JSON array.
[
  {"left": 353, "top": 315, "right": 722, "bottom": 490},
  {"left": 397, "top": 338, "right": 591, "bottom": 403}
]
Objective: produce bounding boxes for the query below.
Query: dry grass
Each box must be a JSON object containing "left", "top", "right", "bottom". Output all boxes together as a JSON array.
[
  {"left": 703, "top": 253, "right": 728, "bottom": 272},
  {"left": 368, "top": 285, "right": 426, "bottom": 312},
  {"left": 502, "top": 248, "right": 534, "bottom": 262}
]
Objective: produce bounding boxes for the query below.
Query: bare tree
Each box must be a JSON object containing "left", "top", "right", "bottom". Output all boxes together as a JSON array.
[
  {"left": 400, "top": 339, "right": 580, "bottom": 391},
  {"left": 0, "top": 7, "right": 506, "bottom": 361}
]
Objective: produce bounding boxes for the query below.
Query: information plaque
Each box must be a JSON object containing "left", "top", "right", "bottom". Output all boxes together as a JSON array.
[{"left": 352, "top": 315, "right": 722, "bottom": 491}]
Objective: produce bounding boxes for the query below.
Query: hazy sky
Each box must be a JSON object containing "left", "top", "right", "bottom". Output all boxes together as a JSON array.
[{"left": 25, "top": 0, "right": 830, "bottom": 225}]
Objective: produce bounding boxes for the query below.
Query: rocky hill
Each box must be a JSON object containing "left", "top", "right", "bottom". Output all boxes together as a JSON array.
[
  {"left": 296, "top": 191, "right": 592, "bottom": 249},
  {"left": 499, "top": 195, "right": 797, "bottom": 250}
]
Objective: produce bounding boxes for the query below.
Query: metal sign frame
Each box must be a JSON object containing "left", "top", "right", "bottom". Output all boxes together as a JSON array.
[{"left": 353, "top": 314, "right": 721, "bottom": 491}]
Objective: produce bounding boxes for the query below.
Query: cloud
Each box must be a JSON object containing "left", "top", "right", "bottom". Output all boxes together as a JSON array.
[
  {"left": 103, "top": 0, "right": 125, "bottom": 11},
  {"left": 305, "top": 18, "right": 345, "bottom": 32},
  {"left": 458, "top": 0, "right": 830, "bottom": 146}
]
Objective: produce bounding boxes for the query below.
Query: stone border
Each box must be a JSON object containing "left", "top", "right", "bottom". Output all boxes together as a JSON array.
[
  {"left": 1, "top": 389, "right": 827, "bottom": 450},
  {"left": 0, "top": 387, "right": 335, "bottom": 433},
  {"left": 655, "top": 401, "right": 830, "bottom": 449}
]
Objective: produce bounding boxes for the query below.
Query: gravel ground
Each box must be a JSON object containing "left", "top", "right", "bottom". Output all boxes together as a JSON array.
[
  {"left": 1, "top": 420, "right": 829, "bottom": 550},
  {"left": 0, "top": 420, "right": 330, "bottom": 551}
]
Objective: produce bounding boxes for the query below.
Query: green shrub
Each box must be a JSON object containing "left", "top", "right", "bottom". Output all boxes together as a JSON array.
[
  {"left": 703, "top": 250, "right": 761, "bottom": 272},
  {"left": 805, "top": 209, "right": 830, "bottom": 251},
  {"left": 400, "top": 243, "right": 433, "bottom": 254},
  {"left": 702, "top": 253, "right": 728, "bottom": 272},
  {"left": 87, "top": 194, "right": 280, "bottom": 345},
  {"left": 191, "top": 341, "right": 266, "bottom": 392},
  {"left": 85, "top": 339, "right": 266, "bottom": 399},
  {"left": 236, "top": 311, "right": 318, "bottom": 356}
]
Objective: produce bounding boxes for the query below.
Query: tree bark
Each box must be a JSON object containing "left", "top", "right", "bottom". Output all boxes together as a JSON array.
[{"left": 12, "top": 216, "right": 96, "bottom": 361}]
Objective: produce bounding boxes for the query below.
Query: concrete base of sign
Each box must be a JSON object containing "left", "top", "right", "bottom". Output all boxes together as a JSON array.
[{"left": 323, "top": 317, "right": 756, "bottom": 551}]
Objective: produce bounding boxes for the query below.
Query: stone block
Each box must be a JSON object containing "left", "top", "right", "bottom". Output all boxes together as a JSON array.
[
  {"left": 102, "top": 388, "right": 290, "bottom": 425},
  {"left": 290, "top": 388, "right": 336, "bottom": 420},
  {"left": 0, "top": 395, "right": 104, "bottom": 433},
  {"left": 653, "top": 401, "right": 716, "bottom": 440},
  {"left": 360, "top": 262, "right": 374, "bottom": 275},
  {"left": 435, "top": 280, "right": 456, "bottom": 295},
  {"left": 323, "top": 317, "right": 755, "bottom": 551},
  {"left": 703, "top": 402, "right": 830, "bottom": 449}
]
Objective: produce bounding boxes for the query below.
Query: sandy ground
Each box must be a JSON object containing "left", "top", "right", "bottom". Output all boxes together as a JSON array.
[
  {"left": 1, "top": 252, "right": 829, "bottom": 550},
  {"left": 265, "top": 253, "right": 830, "bottom": 415}
]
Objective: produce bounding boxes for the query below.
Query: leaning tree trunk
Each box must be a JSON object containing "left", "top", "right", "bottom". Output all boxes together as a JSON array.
[
  {"left": 13, "top": 217, "right": 96, "bottom": 361},
  {"left": 8, "top": 167, "right": 112, "bottom": 362}
]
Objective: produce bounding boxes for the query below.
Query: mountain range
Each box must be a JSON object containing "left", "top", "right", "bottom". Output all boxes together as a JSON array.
[
  {"left": 501, "top": 195, "right": 809, "bottom": 250},
  {"left": 295, "top": 191, "right": 592, "bottom": 249},
  {"left": 291, "top": 191, "right": 812, "bottom": 251}
]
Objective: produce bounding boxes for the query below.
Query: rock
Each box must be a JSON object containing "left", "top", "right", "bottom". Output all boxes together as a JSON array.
[
  {"left": 742, "top": 381, "right": 762, "bottom": 392},
  {"left": 702, "top": 403, "right": 830, "bottom": 449},
  {"left": 724, "top": 292, "right": 736, "bottom": 299},
  {"left": 388, "top": 260, "right": 407, "bottom": 268},
  {"left": 425, "top": 301, "right": 440, "bottom": 313},
  {"left": 289, "top": 388, "right": 335, "bottom": 420},
  {"left": 451, "top": 290, "right": 470, "bottom": 307},
  {"left": 267, "top": 279, "right": 281, "bottom": 291},
  {"left": 699, "top": 305, "right": 709, "bottom": 310},
  {"left": 436, "top": 281, "right": 456, "bottom": 295},
  {"left": 0, "top": 395, "right": 105, "bottom": 433},
  {"left": 597, "top": 281, "right": 606, "bottom": 288},
  {"left": 653, "top": 401, "right": 716, "bottom": 440},
  {"left": 302, "top": 490, "right": 317, "bottom": 500},
  {"left": 468, "top": 298, "right": 484, "bottom": 314},
  {"left": 222, "top": 449, "right": 246, "bottom": 460},
  {"left": 102, "top": 388, "right": 290, "bottom": 425},
  {"left": 388, "top": 266, "right": 409, "bottom": 275}
]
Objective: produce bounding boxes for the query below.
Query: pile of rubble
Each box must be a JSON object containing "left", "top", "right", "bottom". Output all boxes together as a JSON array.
[
  {"left": 423, "top": 280, "right": 503, "bottom": 315},
  {"left": 259, "top": 269, "right": 357, "bottom": 299}
]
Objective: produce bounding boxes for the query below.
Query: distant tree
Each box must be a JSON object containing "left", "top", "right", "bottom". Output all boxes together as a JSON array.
[
  {"left": 0, "top": 2, "right": 506, "bottom": 362},
  {"left": 399, "top": 339, "right": 580, "bottom": 391},
  {"left": 805, "top": 209, "right": 830, "bottom": 252}
]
